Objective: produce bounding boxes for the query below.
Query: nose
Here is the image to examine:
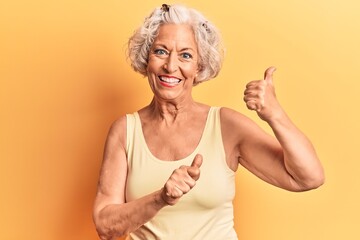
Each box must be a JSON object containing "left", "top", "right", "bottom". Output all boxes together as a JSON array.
[{"left": 163, "top": 53, "right": 178, "bottom": 73}]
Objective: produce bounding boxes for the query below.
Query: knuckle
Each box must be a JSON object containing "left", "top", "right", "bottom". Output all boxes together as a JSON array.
[
  {"left": 179, "top": 165, "right": 187, "bottom": 169},
  {"left": 176, "top": 191, "right": 184, "bottom": 198},
  {"left": 257, "top": 92, "right": 265, "bottom": 99},
  {"left": 254, "top": 92, "right": 260, "bottom": 98},
  {"left": 192, "top": 168, "right": 200, "bottom": 176},
  {"left": 189, "top": 179, "right": 196, "bottom": 188},
  {"left": 164, "top": 181, "right": 172, "bottom": 189},
  {"left": 254, "top": 85, "right": 262, "bottom": 91},
  {"left": 172, "top": 168, "right": 182, "bottom": 175},
  {"left": 169, "top": 174, "right": 177, "bottom": 181},
  {"left": 181, "top": 186, "right": 189, "bottom": 194}
]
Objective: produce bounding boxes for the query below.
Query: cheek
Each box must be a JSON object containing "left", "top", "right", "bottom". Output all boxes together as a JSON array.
[
  {"left": 146, "top": 59, "right": 154, "bottom": 73},
  {"left": 146, "top": 55, "right": 161, "bottom": 71},
  {"left": 145, "top": 60, "right": 156, "bottom": 82},
  {"left": 182, "top": 63, "right": 199, "bottom": 78}
]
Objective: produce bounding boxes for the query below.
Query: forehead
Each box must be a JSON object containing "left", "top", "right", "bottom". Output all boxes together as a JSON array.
[{"left": 154, "top": 24, "right": 197, "bottom": 50}]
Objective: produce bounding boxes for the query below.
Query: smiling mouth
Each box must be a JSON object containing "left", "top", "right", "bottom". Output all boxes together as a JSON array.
[{"left": 158, "top": 76, "right": 182, "bottom": 86}]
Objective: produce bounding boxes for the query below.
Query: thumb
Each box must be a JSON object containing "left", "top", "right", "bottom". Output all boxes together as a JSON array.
[
  {"left": 264, "top": 66, "right": 276, "bottom": 83},
  {"left": 188, "top": 154, "right": 202, "bottom": 181},
  {"left": 191, "top": 154, "right": 203, "bottom": 168}
]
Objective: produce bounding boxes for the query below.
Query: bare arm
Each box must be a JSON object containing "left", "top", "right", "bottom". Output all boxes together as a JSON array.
[
  {"left": 92, "top": 116, "right": 166, "bottom": 239},
  {"left": 222, "top": 67, "right": 324, "bottom": 192},
  {"left": 93, "top": 116, "right": 202, "bottom": 239},
  {"left": 264, "top": 108, "right": 324, "bottom": 191}
]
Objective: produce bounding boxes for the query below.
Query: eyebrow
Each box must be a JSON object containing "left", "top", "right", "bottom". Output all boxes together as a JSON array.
[{"left": 152, "top": 44, "right": 195, "bottom": 52}]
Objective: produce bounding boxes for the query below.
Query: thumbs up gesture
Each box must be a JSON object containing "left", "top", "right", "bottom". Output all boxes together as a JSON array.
[
  {"left": 161, "top": 154, "right": 203, "bottom": 206},
  {"left": 244, "top": 67, "right": 283, "bottom": 122}
]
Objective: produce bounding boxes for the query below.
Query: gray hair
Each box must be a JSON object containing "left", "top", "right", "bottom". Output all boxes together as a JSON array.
[{"left": 127, "top": 4, "right": 224, "bottom": 85}]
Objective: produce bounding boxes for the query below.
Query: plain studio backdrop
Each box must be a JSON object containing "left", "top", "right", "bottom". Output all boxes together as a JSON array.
[{"left": 1, "top": 0, "right": 359, "bottom": 239}]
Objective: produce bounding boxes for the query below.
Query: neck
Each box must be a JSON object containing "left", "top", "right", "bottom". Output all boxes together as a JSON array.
[{"left": 148, "top": 97, "right": 197, "bottom": 122}]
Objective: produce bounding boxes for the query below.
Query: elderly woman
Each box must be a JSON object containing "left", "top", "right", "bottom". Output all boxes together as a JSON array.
[{"left": 93, "top": 4, "right": 324, "bottom": 240}]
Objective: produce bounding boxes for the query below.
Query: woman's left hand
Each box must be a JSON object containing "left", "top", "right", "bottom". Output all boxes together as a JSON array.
[{"left": 243, "top": 67, "right": 284, "bottom": 122}]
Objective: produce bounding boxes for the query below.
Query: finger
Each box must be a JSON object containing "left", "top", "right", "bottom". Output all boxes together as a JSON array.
[
  {"left": 246, "top": 80, "right": 262, "bottom": 88},
  {"left": 264, "top": 66, "right": 276, "bottom": 83},
  {"left": 191, "top": 154, "right": 203, "bottom": 168},
  {"left": 167, "top": 185, "right": 184, "bottom": 198},
  {"left": 244, "top": 89, "right": 263, "bottom": 99},
  {"left": 188, "top": 154, "right": 202, "bottom": 181},
  {"left": 176, "top": 182, "right": 191, "bottom": 194},
  {"left": 243, "top": 94, "right": 255, "bottom": 104},
  {"left": 246, "top": 100, "right": 261, "bottom": 112},
  {"left": 246, "top": 100, "right": 256, "bottom": 111},
  {"left": 168, "top": 169, "right": 194, "bottom": 187},
  {"left": 187, "top": 167, "right": 201, "bottom": 181},
  {"left": 165, "top": 181, "right": 187, "bottom": 197},
  {"left": 183, "top": 177, "right": 196, "bottom": 188},
  {"left": 244, "top": 88, "right": 256, "bottom": 96}
]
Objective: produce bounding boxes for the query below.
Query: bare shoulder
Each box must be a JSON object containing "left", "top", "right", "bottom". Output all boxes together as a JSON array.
[
  {"left": 108, "top": 115, "right": 127, "bottom": 139},
  {"left": 220, "top": 107, "right": 271, "bottom": 147},
  {"left": 220, "top": 107, "right": 245, "bottom": 122},
  {"left": 220, "top": 107, "right": 257, "bottom": 133}
]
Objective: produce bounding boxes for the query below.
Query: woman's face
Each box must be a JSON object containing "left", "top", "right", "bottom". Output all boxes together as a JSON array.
[{"left": 146, "top": 23, "right": 200, "bottom": 102}]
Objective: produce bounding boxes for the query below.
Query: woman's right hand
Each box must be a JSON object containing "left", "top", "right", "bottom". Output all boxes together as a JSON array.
[{"left": 161, "top": 154, "right": 203, "bottom": 205}]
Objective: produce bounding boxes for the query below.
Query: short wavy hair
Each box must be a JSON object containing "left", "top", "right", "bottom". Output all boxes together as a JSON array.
[{"left": 127, "top": 4, "right": 224, "bottom": 85}]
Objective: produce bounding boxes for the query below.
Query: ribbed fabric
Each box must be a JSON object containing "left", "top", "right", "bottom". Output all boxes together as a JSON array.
[{"left": 125, "top": 107, "right": 237, "bottom": 240}]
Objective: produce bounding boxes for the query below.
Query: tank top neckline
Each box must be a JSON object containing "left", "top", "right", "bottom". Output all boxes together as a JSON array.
[{"left": 133, "top": 107, "right": 216, "bottom": 164}]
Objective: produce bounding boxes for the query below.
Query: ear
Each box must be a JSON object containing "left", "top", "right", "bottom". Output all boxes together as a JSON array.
[
  {"left": 193, "top": 64, "right": 203, "bottom": 85},
  {"left": 196, "top": 64, "right": 203, "bottom": 77},
  {"left": 195, "top": 66, "right": 202, "bottom": 78}
]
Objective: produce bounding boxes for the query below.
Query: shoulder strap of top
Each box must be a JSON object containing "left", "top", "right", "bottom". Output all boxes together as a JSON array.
[
  {"left": 198, "top": 106, "right": 222, "bottom": 147},
  {"left": 214, "top": 107, "right": 222, "bottom": 131},
  {"left": 207, "top": 106, "right": 221, "bottom": 133}
]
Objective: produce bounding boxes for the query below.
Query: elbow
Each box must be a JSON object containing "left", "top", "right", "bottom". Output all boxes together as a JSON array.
[
  {"left": 303, "top": 176, "right": 325, "bottom": 191},
  {"left": 93, "top": 211, "right": 127, "bottom": 240},
  {"left": 94, "top": 223, "right": 112, "bottom": 240},
  {"left": 297, "top": 170, "right": 325, "bottom": 192},
  {"left": 94, "top": 219, "right": 127, "bottom": 240},
  {"left": 309, "top": 166, "right": 326, "bottom": 189},
  {"left": 93, "top": 216, "right": 112, "bottom": 240}
]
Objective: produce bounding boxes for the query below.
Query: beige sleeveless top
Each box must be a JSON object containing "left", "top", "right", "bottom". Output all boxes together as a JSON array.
[{"left": 125, "top": 107, "right": 237, "bottom": 240}]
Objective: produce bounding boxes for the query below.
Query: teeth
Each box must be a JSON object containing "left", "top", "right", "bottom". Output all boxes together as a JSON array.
[{"left": 159, "top": 76, "right": 181, "bottom": 83}]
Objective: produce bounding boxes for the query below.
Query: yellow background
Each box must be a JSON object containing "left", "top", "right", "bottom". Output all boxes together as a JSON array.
[{"left": 1, "top": 0, "right": 359, "bottom": 239}]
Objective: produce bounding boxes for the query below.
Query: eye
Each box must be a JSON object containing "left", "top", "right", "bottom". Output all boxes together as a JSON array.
[
  {"left": 181, "top": 52, "right": 193, "bottom": 59},
  {"left": 154, "top": 49, "right": 168, "bottom": 55}
]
